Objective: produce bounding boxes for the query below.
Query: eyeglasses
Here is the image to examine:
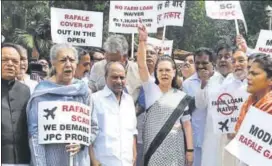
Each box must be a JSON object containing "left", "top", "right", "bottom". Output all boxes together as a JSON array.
[{"left": 2, "top": 58, "right": 20, "bottom": 65}]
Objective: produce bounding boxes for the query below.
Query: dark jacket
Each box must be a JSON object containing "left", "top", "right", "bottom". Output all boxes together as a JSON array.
[{"left": 1, "top": 79, "right": 31, "bottom": 164}]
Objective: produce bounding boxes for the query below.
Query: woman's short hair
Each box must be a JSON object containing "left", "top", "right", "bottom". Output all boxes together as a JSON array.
[
  {"left": 103, "top": 35, "right": 128, "bottom": 56},
  {"left": 154, "top": 55, "right": 179, "bottom": 89},
  {"left": 49, "top": 43, "right": 78, "bottom": 63},
  {"left": 252, "top": 54, "right": 272, "bottom": 78}
]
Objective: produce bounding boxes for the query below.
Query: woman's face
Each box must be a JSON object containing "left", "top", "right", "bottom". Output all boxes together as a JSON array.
[
  {"left": 156, "top": 60, "right": 176, "bottom": 87},
  {"left": 53, "top": 48, "right": 77, "bottom": 85},
  {"left": 247, "top": 62, "right": 272, "bottom": 94}
]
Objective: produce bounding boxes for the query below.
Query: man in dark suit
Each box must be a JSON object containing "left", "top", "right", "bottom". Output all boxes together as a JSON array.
[{"left": 1, "top": 43, "right": 31, "bottom": 165}]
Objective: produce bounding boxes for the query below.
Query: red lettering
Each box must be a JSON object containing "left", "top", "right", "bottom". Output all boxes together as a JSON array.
[
  {"left": 62, "top": 105, "right": 68, "bottom": 112},
  {"left": 64, "top": 14, "right": 89, "bottom": 21},
  {"left": 71, "top": 115, "right": 89, "bottom": 125},
  {"left": 263, "top": 149, "right": 272, "bottom": 159},
  {"left": 239, "top": 134, "right": 245, "bottom": 142},
  {"left": 60, "top": 21, "right": 83, "bottom": 28}
]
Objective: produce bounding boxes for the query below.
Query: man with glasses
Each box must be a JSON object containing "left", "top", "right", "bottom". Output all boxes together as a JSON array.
[
  {"left": 74, "top": 50, "right": 91, "bottom": 84},
  {"left": 195, "top": 44, "right": 235, "bottom": 166},
  {"left": 1, "top": 43, "right": 31, "bottom": 166},
  {"left": 182, "top": 47, "right": 215, "bottom": 166}
]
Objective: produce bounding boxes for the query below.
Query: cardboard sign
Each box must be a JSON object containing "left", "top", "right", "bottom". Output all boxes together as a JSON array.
[
  {"left": 157, "top": 0, "right": 186, "bottom": 27},
  {"left": 147, "top": 37, "right": 173, "bottom": 56},
  {"left": 255, "top": 30, "right": 272, "bottom": 55},
  {"left": 205, "top": 1, "right": 244, "bottom": 20},
  {"left": 51, "top": 7, "right": 103, "bottom": 47},
  {"left": 225, "top": 106, "right": 272, "bottom": 166},
  {"left": 38, "top": 101, "right": 91, "bottom": 146},
  {"left": 209, "top": 89, "right": 248, "bottom": 134},
  {"left": 109, "top": 1, "right": 158, "bottom": 33}
]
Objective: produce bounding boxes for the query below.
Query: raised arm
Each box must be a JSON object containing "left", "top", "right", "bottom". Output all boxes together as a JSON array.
[{"left": 137, "top": 25, "right": 150, "bottom": 82}]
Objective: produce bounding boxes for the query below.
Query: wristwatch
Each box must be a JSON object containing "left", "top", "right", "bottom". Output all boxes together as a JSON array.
[{"left": 186, "top": 149, "right": 194, "bottom": 152}]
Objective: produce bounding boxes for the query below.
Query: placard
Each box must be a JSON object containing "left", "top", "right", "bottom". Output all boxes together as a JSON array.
[
  {"left": 225, "top": 106, "right": 272, "bottom": 166},
  {"left": 157, "top": 0, "right": 186, "bottom": 27},
  {"left": 209, "top": 89, "right": 248, "bottom": 134},
  {"left": 38, "top": 101, "right": 91, "bottom": 146},
  {"left": 109, "top": 1, "right": 158, "bottom": 33},
  {"left": 51, "top": 7, "right": 103, "bottom": 47},
  {"left": 147, "top": 37, "right": 173, "bottom": 56},
  {"left": 255, "top": 30, "right": 272, "bottom": 55}
]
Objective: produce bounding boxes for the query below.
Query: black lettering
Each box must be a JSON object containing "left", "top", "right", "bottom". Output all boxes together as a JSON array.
[
  {"left": 266, "top": 40, "right": 272, "bottom": 46},
  {"left": 44, "top": 124, "right": 56, "bottom": 131},
  {"left": 249, "top": 125, "right": 259, "bottom": 136}
]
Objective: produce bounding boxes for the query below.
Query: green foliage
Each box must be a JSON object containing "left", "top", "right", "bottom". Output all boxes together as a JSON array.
[{"left": 1, "top": 0, "right": 271, "bottom": 59}]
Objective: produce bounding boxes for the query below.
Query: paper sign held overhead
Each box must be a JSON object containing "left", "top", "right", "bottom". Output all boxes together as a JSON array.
[
  {"left": 225, "top": 106, "right": 272, "bottom": 166},
  {"left": 255, "top": 30, "right": 272, "bottom": 55},
  {"left": 51, "top": 7, "right": 103, "bottom": 47},
  {"left": 157, "top": 0, "right": 186, "bottom": 27},
  {"left": 109, "top": 1, "right": 158, "bottom": 33},
  {"left": 147, "top": 37, "right": 173, "bottom": 56},
  {"left": 38, "top": 101, "right": 91, "bottom": 146}
]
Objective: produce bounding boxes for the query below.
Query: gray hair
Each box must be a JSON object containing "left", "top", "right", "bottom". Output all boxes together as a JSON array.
[
  {"left": 16, "top": 45, "right": 28, "bottom": 59},
  {"left": 49, "top": 43, "right": 78, "bottom": 63},
  {"left": 103, "top": 35, "right": 128, "bottom": 56}
]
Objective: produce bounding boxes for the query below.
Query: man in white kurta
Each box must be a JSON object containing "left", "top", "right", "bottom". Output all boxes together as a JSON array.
[
  {"left": 195, "top": 45, "right": 235, "bottom": 166},
  {"left": 92, "top": 62, "right": 137, "bottom": 166}
]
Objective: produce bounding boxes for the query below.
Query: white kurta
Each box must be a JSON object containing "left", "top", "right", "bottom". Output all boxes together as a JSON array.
[
  {"left": 195, "top": 72, "right": 234, "bottom": 166},
  {"left": 92, "top": 86, "right": 137, "bottom": 166},
  {"left": 219, "top": 78, "right": 249, "bottom": 166}
]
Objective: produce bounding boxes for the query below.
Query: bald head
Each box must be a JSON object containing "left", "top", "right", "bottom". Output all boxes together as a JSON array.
[{"left": 105, "top": 62, "right": 126, "bottom": 96}]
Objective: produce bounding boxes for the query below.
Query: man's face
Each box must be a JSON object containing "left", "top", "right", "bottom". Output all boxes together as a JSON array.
[
  {"left": 38, "top": 59, "right": 49, "bottom": 73},
  {"left": 19, "top": 52, "right": 28, "bottom": 76},
  {"left": 106, "top": 63, "right": 126, "bottom": 95},
  {"left": 195, "top": 54, "right": 213, "bottom": 78},
  {"left": 2, "top": 47, "right": 20, "bottom": 80},
  {"left": 75, "top": 54, "right": 91, "bottom": 79},
  {"left": 232, "top": 51, "right": 248, "bottom": 80},
  {"left": 181, "top": 55, "right": 195, "bottom": 79},
  {"left": 146, "top": 45, "right": 157, "bottom": 74},
  {"left": 216, "top": 49, "right": 233, "bottom": 76}
]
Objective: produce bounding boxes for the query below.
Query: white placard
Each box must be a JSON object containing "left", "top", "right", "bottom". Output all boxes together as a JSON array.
[
  {"left": 38, "top": 101, "right": 91, "bottom": 146},
  {"left": 209, "top": 89, "right": 248, "bottom": 134},
  {"left": 147, "top": 37, "right": 173, "bottom": 56},
  {"left": 109, "top": 1, "right": 158, "bottom": 33},
  {"left": 255, "top": 30, "right": 272, "bottom": 55},
  {"left": 225, "top": 106, "right": 272, "bottom": 166},
  {"left": 205, "top": 1, "right": 244, "bottom": 20},
  {"left": 51, "top": 7, "right": 103, "bottom": 47},
  {"left": 157, "top": 0, "right": 186, "bottom": 27}
]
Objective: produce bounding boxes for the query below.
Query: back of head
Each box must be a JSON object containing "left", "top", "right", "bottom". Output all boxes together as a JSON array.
[{"left": 103, "top": 35, "right": 128, "bottom": 56}]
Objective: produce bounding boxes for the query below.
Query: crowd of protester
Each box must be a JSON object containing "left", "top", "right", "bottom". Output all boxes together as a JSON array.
[{"left": 1, "top": 24, "right": 272, "bottom": 166}]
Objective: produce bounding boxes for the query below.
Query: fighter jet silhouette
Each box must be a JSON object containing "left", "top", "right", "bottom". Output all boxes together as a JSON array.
[
  {"left": 218, "top": 119, "right": 229, "bottom": 132},
  {"left": 43, "top": 106, "right": 57, "bottom": 120}
]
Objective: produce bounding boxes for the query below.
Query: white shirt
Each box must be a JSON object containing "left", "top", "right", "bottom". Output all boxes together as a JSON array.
[
  {"left": 195, "top": 72, "right": 235, "bottom": 166},
  {"left": 19, "top": 74, "right": 38, "bottom": 94},
  {"left": 92, "top": 86, "right": 137, "bottom": 166}
]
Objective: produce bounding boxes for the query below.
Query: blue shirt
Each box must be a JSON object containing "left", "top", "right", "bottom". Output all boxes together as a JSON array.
[{"left": 182, "top": 73, "right": 207, "bottom": 148}]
